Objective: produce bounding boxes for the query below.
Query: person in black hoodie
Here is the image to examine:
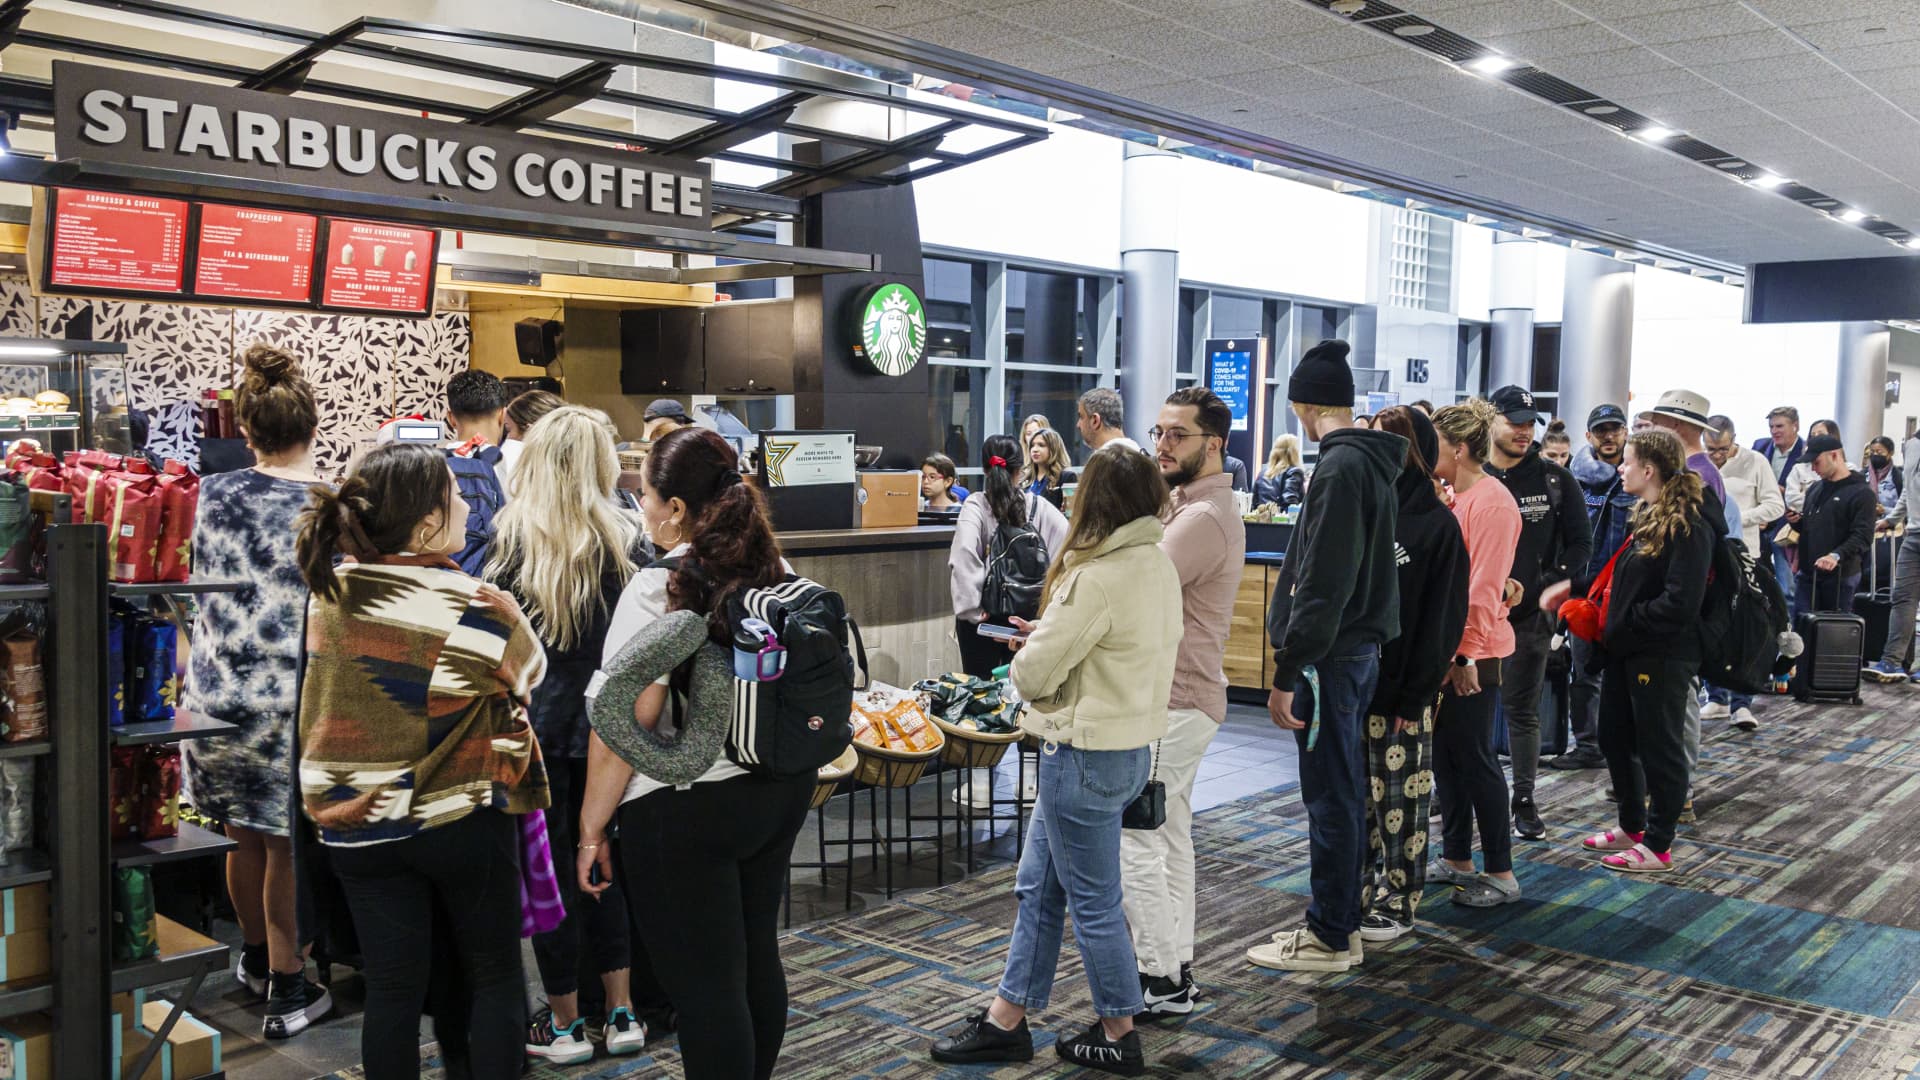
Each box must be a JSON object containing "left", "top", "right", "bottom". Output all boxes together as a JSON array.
[
  {"left": 1357, "top": 406, "right": 1468, "bottom": 944},
  {"left": 1245, "top": 341, "right": 1406, "bottom": 975},
  {"left": 1484, "top": 386, "right": 1593, "bottom": 840},
  {"left": 1793, "top": 434, "right": 1877, "bottom": 620},
  {"left": 1543, "top": 430, "right": 1711, "bottom": 874}
]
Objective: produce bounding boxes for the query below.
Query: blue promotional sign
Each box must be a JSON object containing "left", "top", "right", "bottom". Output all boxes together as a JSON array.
[{"left": 1205, "top": 338, "right": 1255, "bottom": 432}]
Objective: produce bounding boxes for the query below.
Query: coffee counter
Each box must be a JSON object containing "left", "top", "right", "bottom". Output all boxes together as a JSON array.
[
  {"left": 779, "top": 525, "right": 956, "bottom": 556},
  {"left": 777, "top": 525, "right": 958, "bottom": 689}
]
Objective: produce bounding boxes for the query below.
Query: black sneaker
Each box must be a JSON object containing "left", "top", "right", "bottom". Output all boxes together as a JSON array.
[
  {"left": 1055, "top": 1020, "right": 1145, "bottom": 1076},
  {"left": 1548, "top": 749, "right": 1605, "bottom": 770},
  {"left": 930, "top": 1009, "right": 1033, "bottom": 1064},
  {"left": 263, "top": 971, "right": 333, "bottom": 1039},
  {"left": 1358, "top": 912, "right": 1412, "bottom": 943},
  {"left": 1135, "top": 971, "right": 1194, "bottom": 1022},
  {"left": 1512, "top": 798, "right": 1547, "bottom": 841}
]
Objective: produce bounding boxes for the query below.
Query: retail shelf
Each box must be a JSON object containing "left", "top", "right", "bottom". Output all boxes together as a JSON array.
[
  {"left": 110, "top": 580, "right": 246, "bottom": 597},
  {"left": 111, "top": 916, "right": 228, "bottom": 994},
  {"left": 0, "top": 978, "right": 51, "bottom": 1018},
  {"left": 112, "top": 713, "right": 240, "bottom": 747},
  {"left": 112, "top": 823, "right": 235, "bottom": 869},
  {"left": 0, "top": 584, "right": 49, "bottom": 602},
  {"left": 0, "top": 849, "right": 51, "bottom": 890},
  {"left": 0, "top": 737, "right": 50, "bottom": 760}
]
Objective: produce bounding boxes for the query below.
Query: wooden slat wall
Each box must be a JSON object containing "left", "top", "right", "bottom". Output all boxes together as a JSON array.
[
  {"left": 791, "top": 546, "right": 958, "bottom": 689},
  {"left": 1224, "top": 561, "right": 1271, "bottom": 692}
]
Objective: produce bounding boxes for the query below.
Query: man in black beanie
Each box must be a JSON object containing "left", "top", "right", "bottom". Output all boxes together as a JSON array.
[{"left": 1245, "top": 340, "right": 1407, "bottom": 975}]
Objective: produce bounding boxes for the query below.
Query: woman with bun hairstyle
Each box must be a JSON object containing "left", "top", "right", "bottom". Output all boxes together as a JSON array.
[
  {"left": 1428, "top": 399, "right": 1525, "bottom": 907},
  {"left": 183, "top": 343, "right": 335, "bottom": 1039},
  {"left": 1542, "top": 430, "right": 1712, "bottom": 873},
  {"left": 504, "top": 389, "right": 566, "bottom": 445},
  {"left": 950, "top": 433, "right": 1069, "bottom": 678},
  {"left": 296, "top": 443, "right": 549, "bottom": 1079},
  {"left": 483, "top": 406, "right": 651, "bottom": 1062},
  {"left": 575, "top": 427, "right": 808, "bottom": 1080}
]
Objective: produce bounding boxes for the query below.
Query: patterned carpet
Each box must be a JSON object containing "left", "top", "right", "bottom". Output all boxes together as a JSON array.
[{"left": 337, "top": 684, "right": 1920, "bottom": 1078}]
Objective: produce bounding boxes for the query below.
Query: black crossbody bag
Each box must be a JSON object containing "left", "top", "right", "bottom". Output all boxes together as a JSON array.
[{"left": 1121, "top": 739, "right": 1166, "bottom": 831}]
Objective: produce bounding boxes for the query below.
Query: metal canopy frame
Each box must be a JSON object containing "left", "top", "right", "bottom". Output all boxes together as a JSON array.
[{"left": 0, "top": 0, "right": 1048, "bottom": 278}]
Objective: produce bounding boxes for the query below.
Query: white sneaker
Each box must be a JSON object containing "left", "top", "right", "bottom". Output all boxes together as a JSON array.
[
  {"left": 604, "top": 1007, "right": 647, "bottom": 1056},
  {"left": 1700, "top": 702, "right": 1730, "bottom": 721},
  {"left": 952, "top": 772, "right": 997, "bottom": 813},
  {"left": 1020, "top": 775, "right": 1038, "bottom": 803},
  {"left": 1731, "top": 708, "right": 1760, "bottom": 731},
  {"left": 1246, "top": 928, "right": 1353, "bottom": 972}
]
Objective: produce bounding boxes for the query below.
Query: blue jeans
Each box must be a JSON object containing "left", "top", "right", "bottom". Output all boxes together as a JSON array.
[
  {"left": 1705, "top": 684, "right": 1751, "bottom": 711},
  {"left": 1793, "top": 571, "right": 1860, "bottom": 622},
  {"left": 1292, "top": 649, "right": 1381, "bottom": 952},
  {"left": 997, "top": 743, "right": 1152, "bottom": 1019},
  {"left": 1770, "top": 541, "right": 1795, "bottom": 604}
]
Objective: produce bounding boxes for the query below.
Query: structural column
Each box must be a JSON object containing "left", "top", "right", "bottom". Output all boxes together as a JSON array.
[
  {"left": 1488, "top": 234, "right": 1537, "bottom": 393},
  {"left": 1836, "top": 322, "right": 1889, "bottom": 444},
  {"left": 1559, "top": 249, "right": 1636, "bottom": 428},
  {"left": 1119, "top": 142, "right": 1180, "bottom": 443}
]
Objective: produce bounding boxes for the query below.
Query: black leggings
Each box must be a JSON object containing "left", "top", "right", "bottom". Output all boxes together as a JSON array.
[
  {"left": 530, "top": 757, "right": 632, "bottom": 998},
  {"left": 618, "top": 775, "right": 811, "bottom": 1080},
  {"left": 331, "top": 810, "right": 525, "bottom": 1080},
  {"left": 1433, "top": 670, "right": 1513, "bottom": 875},
  {"left": 1598, "top": 654, "right": 1696, "bottom": 854}
]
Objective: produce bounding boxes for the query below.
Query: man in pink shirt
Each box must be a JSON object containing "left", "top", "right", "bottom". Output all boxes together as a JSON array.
[{"left": 1121, "top": 388, "right": 1246, "bottom": 1021}]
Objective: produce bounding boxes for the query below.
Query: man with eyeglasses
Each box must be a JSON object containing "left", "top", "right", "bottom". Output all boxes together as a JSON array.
[
  {"left": 1123, "top": 389, "right": 1247, "bottom": 1020},
  {"left": 1703, "top": 416, "right": 1783, "bottom": 730}
]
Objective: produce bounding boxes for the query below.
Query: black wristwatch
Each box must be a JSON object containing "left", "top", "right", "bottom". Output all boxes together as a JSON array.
[{"left": 1452, "top": 655, "right": 1476, "bottom": 669}]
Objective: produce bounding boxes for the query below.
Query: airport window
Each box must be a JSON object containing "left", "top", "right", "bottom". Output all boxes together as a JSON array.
[
  {"left": 925, "top": 257, "right": 986, "bottom": 360},
  {"left": 1006, "top": 266, "right": 1095, "bottom": 365},
  {"left": 1006, "top": 369, "right": 1100, "bottom": 454},
  {"left": 930, "top": 363, "right": 988, "bottom": 469}
]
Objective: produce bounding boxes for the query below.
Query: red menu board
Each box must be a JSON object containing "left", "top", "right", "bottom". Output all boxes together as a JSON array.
[
  {"left": 47, "top": 189, "right": 189, "bottom": 293},
  {"left": 193, "top": 204, "right": 318, "bottom": 303},
  {"left": 318, "top": 219, "right": 436, "bottom": 314}
]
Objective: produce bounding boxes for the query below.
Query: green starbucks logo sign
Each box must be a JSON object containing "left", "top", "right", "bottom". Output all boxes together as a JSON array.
[{"left": 856, "top": 283, "right": 927, "bottom": 376}]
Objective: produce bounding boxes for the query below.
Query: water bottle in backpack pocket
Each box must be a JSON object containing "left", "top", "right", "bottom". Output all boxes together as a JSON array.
[{"left": 722, "top": 574, "right": 868, "bottom": 779}]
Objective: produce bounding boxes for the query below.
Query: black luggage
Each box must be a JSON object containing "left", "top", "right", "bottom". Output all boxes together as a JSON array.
[
  {"left": 1792, "top": 608, "right": 1866, "bottom": 705},
  {"left": 1854, "top": 535, "right": 1894, "bottom": 662}
]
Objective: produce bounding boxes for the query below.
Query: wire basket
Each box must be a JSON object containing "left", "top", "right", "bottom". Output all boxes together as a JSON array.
[
  {"left": 851, "top": 733, "right": 945, "bottom": 789},
  {"left": 811, "top": 745, "right": 859, "bottom": 810},
  {"left": 931, "top": 716, "right": 1024, "bottom": 769}
]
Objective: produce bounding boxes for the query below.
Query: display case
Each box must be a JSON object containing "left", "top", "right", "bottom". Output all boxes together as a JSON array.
[{"left": 0, "top": 340, "right": 132, "bottom": 457}]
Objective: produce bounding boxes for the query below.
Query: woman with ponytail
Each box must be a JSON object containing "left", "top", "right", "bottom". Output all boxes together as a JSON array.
[
  {"left": 483, "top": 406, "right": 651, "bottom": 1062},
  {"left": 575, "top": 427, "right": 805, "bottom": 1080},
  {"left": 296, "top": 442, "right": 549, "bottom": 1079},
  {"left": 1543, "top": 429, "right": 1710, "bottom": 874},
  {"left": 1428, "top": 399, "right": 1525, "bottom": 908},
  {"left": 183, "top": 343, "right": 333, "bottom": 1039},
  {"left": 949, "top": 433, "right": 1069, "bottom": 678}
]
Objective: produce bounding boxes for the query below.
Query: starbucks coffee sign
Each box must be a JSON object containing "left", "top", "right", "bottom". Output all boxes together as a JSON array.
[{"left": 854, "top": 283, "right": 926, "bottom": 376}]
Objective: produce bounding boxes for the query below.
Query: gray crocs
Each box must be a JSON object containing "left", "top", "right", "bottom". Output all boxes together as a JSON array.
[
  {"left": 1452, "top": 874, "right": 1522, "bottom": 908},
  {"left": 1431, "top": 861, "right": 1478, "bottom": 887}
]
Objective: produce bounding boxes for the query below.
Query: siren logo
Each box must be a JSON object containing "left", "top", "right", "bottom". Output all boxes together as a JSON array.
[{"left": 856, "top": 283, "right": 927, "bottom": 376}]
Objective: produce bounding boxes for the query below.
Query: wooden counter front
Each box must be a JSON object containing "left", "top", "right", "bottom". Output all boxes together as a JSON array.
[{"left": 1223, "top": 562, "right": 1270, "bottom": 691}]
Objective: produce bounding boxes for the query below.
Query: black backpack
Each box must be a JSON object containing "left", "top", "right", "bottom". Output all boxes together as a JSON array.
[
  {"left": 724, "top": 574, "right": 867, "bottom": 779},
  {"left": 1698, "top": 537, "right": 1790, "bottom": 695},
  {"left": 982, "top": 495, "right": 1051, "bottom": 621}
]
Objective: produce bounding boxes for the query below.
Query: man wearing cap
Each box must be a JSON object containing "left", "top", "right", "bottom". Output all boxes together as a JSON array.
[
  {"left": 642, "top": 399, "right": 692, "bottom": 443},
  {"left": 1246, "top": 340, "right": 1406, "bottom": 975},
  {"left": 1550, "top": 403, "right": 1635, "bottom": 771},
  {"left": 1484, "top": 386, "right": 1592, "bottom": 838},
  {"left": 1794, "top": 434, "right": 1876, "bottom": 621}
]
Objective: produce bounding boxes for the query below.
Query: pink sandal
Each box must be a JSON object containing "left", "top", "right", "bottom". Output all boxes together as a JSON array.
[
  {"left": 1582, "top": 829, "right": 1642, "bottom": 852},
  {"left": 1601, "top": 843, "right": 1673, "bottom": 873}
]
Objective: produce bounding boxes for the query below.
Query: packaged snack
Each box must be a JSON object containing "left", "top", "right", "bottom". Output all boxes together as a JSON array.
[
  {"left": 0, "top": 611, "right": 46, "bottom": 742},
  {"left": 0, "top": 758, "right": 32, "bottom": 861},
  {"left": 153, "top": 461, "right": 198, "bottom": 583},
  {"left": 108, "top": 745, "right": 140, "bottom": 841},
  {"left": 0, "top": 476, "right": 37, "bottom": 584},
  {"left": 851, "top": 684, "right": 941, "bottom": 753},
  {"left": 98, "top": 467, "right": 162, "bottom": 583},
  {"left": 111, "top": 867, "right": 158, "bottom": 963},
  {"left": 128, "top": 614, "right": 178, "bottom": 724},
  {"left": 137, "top": 746, "right": 181, "bottom": 841}
]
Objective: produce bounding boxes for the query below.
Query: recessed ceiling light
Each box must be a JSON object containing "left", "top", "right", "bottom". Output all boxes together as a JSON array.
[
  {"left": 1750, "top": 173, "right": 1789, "bottom": 188},
  {"left": 1905, "top": 237, "right": 1920, "bottom": 249},
  {"left": 1636, "top": 126, "right": 1677, "bottom": 141},
  {"left": 1840, "top": 209, "right": 1869, "bottom": 222},
  {"left": 1715, "top": 160, "right": 1747, "bottom": 170},
  {"left": 1393, "top": 23, "right": 1435, "bottom": 37},
  {"left": 1467, "top": 55, "right": 1518, "bottom": 74},
  {"left": 1865, "top": 26, "right": 1888, "bottom": 34},
  {"left": 1329, "top": 0, "right": 1367, "bottom": 14},
  {"left": 1584, "top": 104, "right": 1619, "bottom": 115}
]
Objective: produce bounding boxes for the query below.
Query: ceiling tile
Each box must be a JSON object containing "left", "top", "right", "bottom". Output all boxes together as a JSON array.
[
  {"left": 995, "top": 0, "right": 1143, "bottom": 34},
  {"left": 1602, "top": 6, "right": 1772, "bottom": 46},
  {"left": 807, "top": 0, "right": 967, "bottom": 30},
  {"left": 1774, "top": 15, "right": 1920, "bottom": 51},
  {"left": 1410, "top": 1, "right": 1596, "bottom": 38},
  {"left": 1478, "top": 23, "right": 1635, "bottom": 62},
  {"left": 1645, "top": 29, "right": 1810, "bottom": 68},
  {"left": 1820, "top": 41, "right": 1920, "bottom": 75}
]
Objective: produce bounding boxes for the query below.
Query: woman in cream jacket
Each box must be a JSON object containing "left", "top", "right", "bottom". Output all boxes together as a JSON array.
[{"left": 929, "top": 443, "right": 1183, "bottom": 1078}]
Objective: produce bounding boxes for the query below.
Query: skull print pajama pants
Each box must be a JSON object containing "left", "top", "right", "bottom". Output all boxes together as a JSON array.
[{"left": 1363, "top": 703, "right": 1436, "bottom": 925}]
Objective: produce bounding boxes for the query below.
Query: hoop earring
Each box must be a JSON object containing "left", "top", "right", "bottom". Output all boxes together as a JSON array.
[{"left": 656, "top": 520, "right": 684, "bottom": 548}]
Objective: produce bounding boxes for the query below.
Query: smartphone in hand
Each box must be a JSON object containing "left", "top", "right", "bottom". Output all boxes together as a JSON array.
[{"left": 976, "top": 623, "right": 1025, "bottom": 641}]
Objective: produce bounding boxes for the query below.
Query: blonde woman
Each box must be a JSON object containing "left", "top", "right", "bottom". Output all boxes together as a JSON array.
[
  {"left": 1021, "top": 413, "right": 1051, "bottom": 447},
  {"left": 1255, "top": 433, "right": 1305, "bottom": 508},
  {"left": 1023, "top": 426, "right": 1075, "bottom": 510},
  {"left": 483, "top": 406, "right": 652, "bottom": 1062}
]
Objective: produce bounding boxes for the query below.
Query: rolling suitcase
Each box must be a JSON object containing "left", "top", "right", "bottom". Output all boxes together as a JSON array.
[
  {"left": 1793, "top": 570, "right": 1866, "bottom": 705},
  {"left": 1854, "top": 535, "right": 1894, "bottom": 662}
]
